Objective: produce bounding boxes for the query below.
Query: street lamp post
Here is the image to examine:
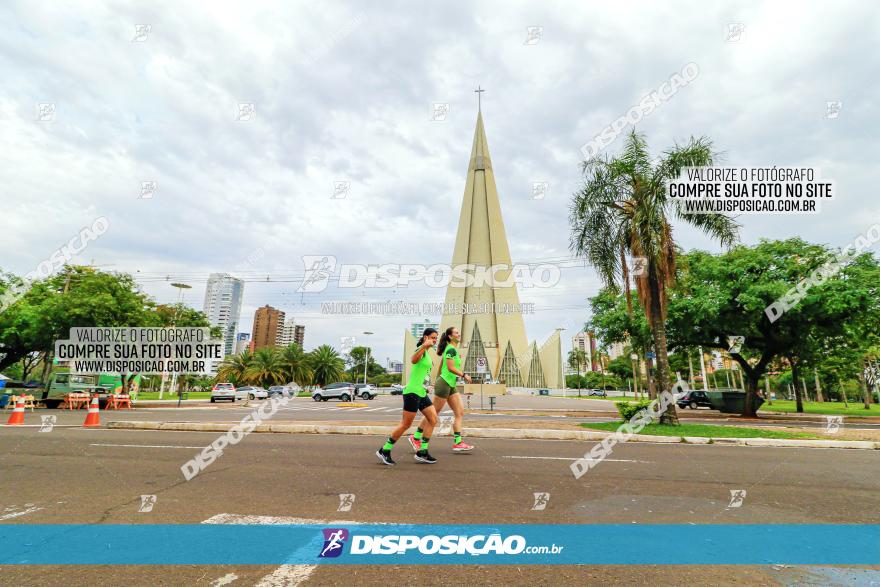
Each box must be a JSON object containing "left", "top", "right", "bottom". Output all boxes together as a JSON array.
[
  {"left": 167, "top": 283, "right": 191, "bottom": 405},
  {"left": 363, "top": 331, "right": 374, "bottom": 385}
]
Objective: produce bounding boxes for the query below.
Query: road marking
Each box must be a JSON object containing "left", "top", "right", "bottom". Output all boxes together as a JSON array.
[
  {"left": 89, "top": 443, "right": 206, "bottom": 449},
  {"left": 0, "top": 506, "right": 43, "bottom": 520},
  {"left": 345, "top": 407, "right": 370, "bottom": 412},
  {"left": 0, "top": 424, "right": 80, "bottom": 428},
  {"left": 202, "top": 513, "right": 367, "bottom": 587},
  {"left": 502, "top": 455, "right": 650, "bottom": 463},
  {"left": 211, "top": 572, "right": 238, "bottom": 586},
  {"left": 363, "top": 407, "right": 387, "bottom": 412}
]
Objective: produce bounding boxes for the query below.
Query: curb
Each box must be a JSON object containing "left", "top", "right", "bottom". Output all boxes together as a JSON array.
[{"left": 105, "top": 421, "right": 880, "bottom": 449}]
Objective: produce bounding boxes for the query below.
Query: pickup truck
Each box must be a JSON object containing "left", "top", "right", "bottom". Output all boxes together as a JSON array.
[{"left": 37, "top": 372, "right": 140, "bottom": 408}]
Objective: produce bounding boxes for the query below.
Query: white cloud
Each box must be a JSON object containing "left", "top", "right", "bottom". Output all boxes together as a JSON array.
[{"left": 0, "top": 0, "right": 877, "bottom": 362}]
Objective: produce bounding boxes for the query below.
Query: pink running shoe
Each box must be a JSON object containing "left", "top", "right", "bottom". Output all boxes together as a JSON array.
[
  {"left": 452, "top": 441, "right": 474, "bottom": 453},
  {"left": 408, "top": 435, "right": 421, "bottom": 452}
]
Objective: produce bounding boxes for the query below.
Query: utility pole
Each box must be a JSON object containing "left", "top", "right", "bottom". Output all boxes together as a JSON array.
[
  {"left": 164, "top": 282, "right": 191, "bottom": 402},
  {"left": 687, "top": 352, "right": 695, "bottom": 387},
  {"left": 363, "top": 331, "right": 373, "bottom": 384},
  {"left": 698, "top": 347, "right": 708, "bottom": 391}
]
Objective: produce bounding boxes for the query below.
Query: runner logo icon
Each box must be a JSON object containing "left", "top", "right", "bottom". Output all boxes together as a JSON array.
[{"left": 319, "top": 528, "right": 349, "bottom": 558}]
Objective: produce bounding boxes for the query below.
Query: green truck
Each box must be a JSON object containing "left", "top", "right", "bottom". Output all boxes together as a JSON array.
[{"left": 37, "top": 372, "right": 142, "bottom": 408}]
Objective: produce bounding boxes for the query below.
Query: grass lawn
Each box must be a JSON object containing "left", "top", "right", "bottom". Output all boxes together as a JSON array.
[
  {"left": 134, "top": 391, "right": 212, "bottom": 400},
  {"left": 759, "top": 400, "right": 879, "bottom": 417},
  {"left": 580, "top": 421, "right": 820, "bottom": 440}
]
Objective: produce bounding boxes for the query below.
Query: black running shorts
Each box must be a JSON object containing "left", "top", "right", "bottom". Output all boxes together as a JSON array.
[{"left": 402, "top": 392, "right": 433, "bottom": 413}]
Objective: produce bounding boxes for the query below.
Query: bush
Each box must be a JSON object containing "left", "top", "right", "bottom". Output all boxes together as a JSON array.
[{"left": 616, "top": 399, "right": 653, "bottom": 422}]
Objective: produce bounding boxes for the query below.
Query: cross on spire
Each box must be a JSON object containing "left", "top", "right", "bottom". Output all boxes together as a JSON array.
[{"left": 475, "top": 86, "right": 485, "bottom": 112}]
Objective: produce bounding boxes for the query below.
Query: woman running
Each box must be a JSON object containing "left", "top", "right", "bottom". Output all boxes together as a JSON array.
[
  {"left": 376, "top": 327, "right": 439, "bottom": 465},
  {"left": 410, "top": 326, "right": 474, "bottom": 453}
]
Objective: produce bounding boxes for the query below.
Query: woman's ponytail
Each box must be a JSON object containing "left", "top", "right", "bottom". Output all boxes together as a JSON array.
[{"left": 436, "top": 326, "right": 455, "bottom": 356}]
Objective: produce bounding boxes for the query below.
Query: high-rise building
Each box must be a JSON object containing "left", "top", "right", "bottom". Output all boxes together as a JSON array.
[
  {"left": 278, "top": 318, "right": 306, "bottom": 348},
  {"left": 203, "top": 273, "right": 244, "bottom": 357},
  {"left": 252, "top": 305, "right": 285, "bottom": 349},
  {"left": 234, "top": 333, "right": 251, "bottom": 354},
  {"left": 410, "top": 319, "right": 439, "bottom": 339},
  {"left": 387, "top": 359, "right": 403, "bottom": 374},
  {"left": 572, "top": 332, "right": 590, "bottom": 354},
  {"left": 402, "top": 109, "right": 562, "bottom": 388},
  {"left": 571, "top": 332, "right": 599, "bottom": 372},
  {"left": 607, "top": 341, "right": 627, "bottom": 361}
]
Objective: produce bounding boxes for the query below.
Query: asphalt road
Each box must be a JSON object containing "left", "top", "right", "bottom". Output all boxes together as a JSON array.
[
  {"left": 1, "top": 422, "right": 879, "bottom": 585},
  {"left": 8, "top": 395, "right": 880, "bottom": 432}
]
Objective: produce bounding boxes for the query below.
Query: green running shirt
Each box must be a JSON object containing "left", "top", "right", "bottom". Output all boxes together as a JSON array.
[
  {"left": 439, "top": 345, "right": 461, "bottom": 387},
  {"left": 404, "top": 349, "right": 433, "bottom": 397}
]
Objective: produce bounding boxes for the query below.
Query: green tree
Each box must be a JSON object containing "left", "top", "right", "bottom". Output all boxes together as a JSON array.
[
  {"left": 245, "top": 348, "right": 286, "bottom": 388},
  {"left": 344, "top": 346, "right": 384, "bottom": 382},
  {"left": 665, "top": 240, "right": 880, "bottom": 415},
  {"left": 570, "top": 130, "right": 739, "bottom": 424},
  {"left": 217, "top": 349, "right": 253, "bottom": 385},
  {"left": 567, "top": 348, "right": 588, "bottom": 392},
  {"left": 607, "top": 355, "right": 633, "bottom": 382},
  {"left": 0, "top": 266, "right": 154, "bottom": 372},
  {"left": 278, "top": 343, "right": 312, "bottom": 386},
  {"left": 308, "top": 345, "right": 345, "bottom": 386}
]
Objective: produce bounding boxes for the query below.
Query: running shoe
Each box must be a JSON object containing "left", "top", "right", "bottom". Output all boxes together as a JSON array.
[
  {"left": 414, "top": 450, "right": 437, "bottom": 464},
  {"left": 376, "top": 449, "right": 396, "bottom": 466},
  {"left": 452, "top": 441, "right": 474, "bottom": 452},
  {"left": 408, "top": 434, "right": 421, "bottom": 452}
]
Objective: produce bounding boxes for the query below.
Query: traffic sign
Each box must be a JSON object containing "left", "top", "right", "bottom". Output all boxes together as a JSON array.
[{"left": 476, "top": 357, "right": 488, "bottom": 374}]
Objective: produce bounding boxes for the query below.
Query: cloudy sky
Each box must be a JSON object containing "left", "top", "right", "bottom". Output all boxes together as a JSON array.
[{"left": 1, "top": 0, "right": 877, "bottom": 365}]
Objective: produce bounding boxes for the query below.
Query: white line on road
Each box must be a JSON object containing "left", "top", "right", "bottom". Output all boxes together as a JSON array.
[
  {"left": 502, "top": 455, "right": 650, "bottom": 463},
  {"left": 89, "top": 443, "right": 206, "bottom": 449},
  {"left": 0, "top": 424, "right": 80, "bottom": 428},
  {"left": 202, "top": 513, "right": 367, "bottom": 587},
  {"left": 0, "top": 506, "right": 44, "bottom": 520},
  {"left": 211, "top": 572, "right": 238, "bottom": 586}
]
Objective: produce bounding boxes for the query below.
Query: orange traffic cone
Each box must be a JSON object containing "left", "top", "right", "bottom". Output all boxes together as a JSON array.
[
  {"left": 6, "top": 396, "right": 25, "bottom": 425},
  {"left": 83, "top": 395, "right": 101, "bottom": 427}
]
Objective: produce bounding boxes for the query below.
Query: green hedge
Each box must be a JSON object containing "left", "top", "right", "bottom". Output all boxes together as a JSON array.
[{"left": 615, "top": 399, "right": 653, "bottom": 421}]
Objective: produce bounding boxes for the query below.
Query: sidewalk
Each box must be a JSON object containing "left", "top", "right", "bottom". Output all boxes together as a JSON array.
[{"left": 106, "top": 419, "right": 880, "bottom": 450}]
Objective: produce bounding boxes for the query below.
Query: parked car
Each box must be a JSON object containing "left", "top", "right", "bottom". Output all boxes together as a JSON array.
[
  {"left": 312, "top": 382, "right": 356, "bottom": 402},
  {"left": 389, "top": 384, "right": 404, "bottom": 395},
  {"left": 586, "top": 388, "right": 607, "bottom": 397},
  {"left": 677, "top": 390, "right": 713, "bottom": 410},
  {"left": 212, "top": 385, "right": 268, "bottom": 402},
  {"left": 353, "top": 384, "right": 377, "bottom": 400},
  {"left": 210, "top": 382, "right": 236, "bottom": 402},
  {"left": 236, "top": 386, "right": 269, "bottom": 400},
  {"left": 267, "top": 385, "right": 298, "bottom": 398}
]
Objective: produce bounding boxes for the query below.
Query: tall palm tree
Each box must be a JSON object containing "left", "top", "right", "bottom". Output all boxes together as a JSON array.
[
  {"left": 246, "top": 348, "right": 286, "bottom": 388},
  {"left": 567, "top": 348, "right": 588, "bottom": 393},
  {"left": 279, "top": 343, "right": 312, "bottom": 386},
  {"left": 217, "top": 349, "right": 253, "bottom": 385},
  {"left": 570, "top": 130, "right": 739, "bottom": 424},
  {"left": 308, "top": 344, "right": 345, "bottom": 387}
]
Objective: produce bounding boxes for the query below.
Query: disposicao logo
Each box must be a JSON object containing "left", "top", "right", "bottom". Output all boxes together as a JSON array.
[{"left": 319, "top": 528, "right": 349, "bottom": 558}]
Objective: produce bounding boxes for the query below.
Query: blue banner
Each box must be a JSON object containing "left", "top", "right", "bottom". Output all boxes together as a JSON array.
[{"left": 1, "top": 524, "right": 877, "bottom": 565}]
